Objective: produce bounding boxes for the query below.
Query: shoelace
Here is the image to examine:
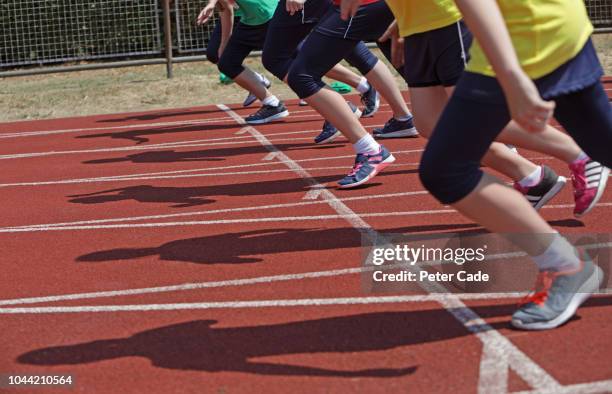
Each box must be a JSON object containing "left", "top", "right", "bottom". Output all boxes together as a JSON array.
[
  {"left": 571, "top": 161, "right": 587, "bottom": 198},
  {"left": 361, "top": 90, "right": 374, "bottom": 107},
  {"left": 347, "top": 154, "right": 367, "bottom": 176},
  {"left": 519, "top": 271, "right": 558, "bottom": 306}
]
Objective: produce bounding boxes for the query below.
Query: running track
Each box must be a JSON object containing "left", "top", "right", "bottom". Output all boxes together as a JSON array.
[{"left": 1, "top": 82, "right": 611, "bottom": 393}]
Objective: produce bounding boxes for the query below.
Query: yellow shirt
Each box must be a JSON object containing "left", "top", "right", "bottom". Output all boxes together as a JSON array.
[
  {"left": 467, "top": 0, "right": 593, "bottom": 79},
  {"left": 385, "top": 0, "right": 462, "bottom": 37}
]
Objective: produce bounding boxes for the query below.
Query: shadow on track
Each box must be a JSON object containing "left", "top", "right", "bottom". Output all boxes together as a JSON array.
[
  {"left": 79, "top": 118, "right": 318, "bottom": 144},
  {"left": 67, "top": 169, "right": 417, "bottom": 207},
  {"left": 81, "top": 142, "right": 348, "bottom": 164},
  {"left": 76, "top": 224, "right": 480, "bottom": 264}
]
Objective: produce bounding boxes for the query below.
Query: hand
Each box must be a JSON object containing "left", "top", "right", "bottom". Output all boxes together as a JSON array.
[
  {"left": 286, "top": 0, "right": 306, "bottom": 16},
  {"left": 196, "top": 1, "right": 216, "bottom": 25},
  {"left": 379, "top": 21, "right": 404, "bottom": 68},
  {"left": 340, "top": 0, "right": 361, "bottom": 21},
  {"left": 503, "top": 72, "right": 555, "bottom": 133}
]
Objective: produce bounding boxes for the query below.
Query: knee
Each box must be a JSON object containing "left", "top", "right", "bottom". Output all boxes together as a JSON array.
[
  {"left": 217, "top": 56, "right": 242, "bottom": 80},
  {"left": 418, "top": 148, "right": 483, "bottom": 205},
  {"left": 206, "top": 51, "right": 219, "bottom": 65},
  {"left": 287, "top": 66, "right": 324, "bottom": 99},
  {"left": 261, "top": 51, "right": 278, "bottom": 77}
]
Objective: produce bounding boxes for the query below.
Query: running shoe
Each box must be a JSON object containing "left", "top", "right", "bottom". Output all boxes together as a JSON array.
[
  {"left": 360, "top": 83, "right": 380, "bottom": 118},
  {"left": 243, "top": 74, "right": 272, "bottom": 107},
  {"left": 514, "top": 165, "right": 566, "bottom": 210},
  {"left": 512, "top": 254, "right": 603, "bottom": 330},
  {"left": 314, "top": 101, "right": 362, "bottom": 144},
  {"left": 245, "top": 102, "right": 289, "bottom": 124},
  {"left": 373, "top": 117, "right": 419, "bottom": 139},
  {"left": 338, "top": 145, "right": 395, "bottom": 188},
  {"left": 569, "top": 158, "right": 610, "bottom": 218}
]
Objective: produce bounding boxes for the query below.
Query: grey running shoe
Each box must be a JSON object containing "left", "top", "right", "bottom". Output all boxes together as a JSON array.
[
  {"left": 512, "top": 255, "right": 603, "bottom": 330},
  {"left": 514, "top": 165, "right": 566, "bottom": 210}
]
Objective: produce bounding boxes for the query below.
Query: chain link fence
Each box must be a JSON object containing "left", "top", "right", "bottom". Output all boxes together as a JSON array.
[
  {"left": 586, "top": 0, "right": 612, "bottom": 29},
  {"left": 175, "top": 0, "right": 218, "bottom": 54},
  {"left": 1, "top": 0, "right": 610, "bottom": 76},
  {"left": 0, "top": 0, "right": 162, "bottom": 68}
]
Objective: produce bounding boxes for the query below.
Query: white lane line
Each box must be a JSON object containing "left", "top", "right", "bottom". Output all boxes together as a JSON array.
[
  {"left": 217, "top": 104, "right": 560, "bottom": 391},
  {"left": 0, "top": 294, "right": 526, "bottom": 314},
  {"left": 7, "top": 191, "right": 428, "bottom": 230},
  {"left": 3, "top": 202, "right": 611, "bottom": 233},
  {"left": 512, "top": 379, "right": 612, "bottom": 394},
  {"left": 0, "top": 149, "right": 422, "bottom": 188},
  {"left": 0, "top": 211, "right": 457, "bottom": 233}
]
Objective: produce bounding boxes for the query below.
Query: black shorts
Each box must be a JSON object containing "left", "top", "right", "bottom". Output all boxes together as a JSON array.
[
  {"left": 217, "top": 21, "right": 269, "bottom": 79},
  {"left": 403, "top": 20, "right": 472, "bottom": 88}
]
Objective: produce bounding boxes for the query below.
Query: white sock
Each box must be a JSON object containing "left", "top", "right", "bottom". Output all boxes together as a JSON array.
[
  {"left": 572, "top": 151, "right": 588, "bottom": 164},
  {"left": 395, "top": 114, "right": 413, "bottom": 122},
  {"left": 533, "top": 233, "right": 581, "bottom": 272},
  {"left": 518, "top": 166, "right": 542, "bottom": 187},
  {"left": 353, "top": 134, "right": 380, "bottom": 155},
  {"left": 262, "top": 95, "right": 280, "bottom": 107},
  {"left": 356, "top": 77, "right": 370, "bottom": 94}
]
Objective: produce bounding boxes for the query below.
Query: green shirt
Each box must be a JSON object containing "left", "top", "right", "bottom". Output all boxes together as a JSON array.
[{"left": 235, "top": 0, "right": 278, "bottom": 26}]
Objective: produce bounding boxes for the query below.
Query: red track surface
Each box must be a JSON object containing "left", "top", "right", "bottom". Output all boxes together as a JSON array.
[{"left": 1, "top": 84, "right": 611, "bottom": 393}]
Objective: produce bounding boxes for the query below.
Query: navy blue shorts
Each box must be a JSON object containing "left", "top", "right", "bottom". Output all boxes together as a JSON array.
[
  {"left": 206, "top": 16, "right": 241, "bottom": 64},
  {"left": 403, "top": 20, "right": 472, "bottom": 88},
  {"left": 420, "top": 39, "right": 612, "bottom": 204},
  {"left": 287, "top": 1, "right": 392, "bottom": 98},
  {"left": 314, "top": 0, "right": 393, "bottom": 41},
  {"left": 263, "top": 0, "right": 378, "bottom": 81},
  {"left": 217, "top": 21, "right": 268, "bottom": 79}
]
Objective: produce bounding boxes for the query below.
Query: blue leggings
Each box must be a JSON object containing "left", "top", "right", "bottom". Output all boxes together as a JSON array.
[
  {"left": 286, "top": 1, "right": 393, "bottom": 98},
  {"left": 262, "top": 0, "right": 378, "bottom": 82},
  {"left": 420, "top": 77, "right": 612, "bottom": 204}
]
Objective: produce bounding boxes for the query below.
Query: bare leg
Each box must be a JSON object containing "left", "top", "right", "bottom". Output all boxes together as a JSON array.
[
  {"left": 233, "top": 68, "right": 272, "bottom": 101},
  {"left": 364, "top": 61, "right": 411, "bottom": 118},
  {"left": 325, "top": 63, "right": 363, "bottom": 87},
  {"left": 453, "top": 174, "right": 555, "bottom": 255},
  {"left": 304, "top": 88, "right": 368, "bottom": 143},
  {"left": 497, "top": 122, "right": 581, "bottom": 163}
]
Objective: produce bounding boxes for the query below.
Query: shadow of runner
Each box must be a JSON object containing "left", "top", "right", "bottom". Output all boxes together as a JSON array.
[
  {"left": 17, "top": 310, "right": 470, "bottom": 376},
  {"left": 67, "top": 170, "right": 417, "bottom": 207},
  {"left": 76, "top": 224, "right": 480, "bottom": 264},
  {"left": 78, "top": 118, "right": 319, "bottom": 144},
  {"left": 82, "top": 142, "right": 344, "bottom": 164}
]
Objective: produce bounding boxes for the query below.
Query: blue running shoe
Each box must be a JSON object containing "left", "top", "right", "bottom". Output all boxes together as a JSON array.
[
  {"left": 360, "top": 83, "right": 380, "bottom": 118},
  {"left": 373, "top": 117, "right": 419, "bottom": 139},
  {"left": 338, "top": 145, "right": 395, "bottom": 188},
  {"left": 245, "top": 102, "right": 289, "bottom": 124},
  {"left": 512, "top": 254, "right": 603, "bottom": 330},
  {"left": 314, "top": 101, "right": 362, "bottom": 144},
  {"left": 243, "top": 74, "right": 271, "bottom": 107}
]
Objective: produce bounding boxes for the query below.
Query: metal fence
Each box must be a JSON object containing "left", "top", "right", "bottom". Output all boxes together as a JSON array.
[
  {"left": 0, "top": 0, "right": 162, "bottom": 68},
  {"left": 175, "top": 0, "right": 219, "bottom": 54},
  {"left": 1, "top": 0, "right": 611, "bottom": 78},
  {"left": 587, "top": 0, "right": 612, "bottom": 29}
]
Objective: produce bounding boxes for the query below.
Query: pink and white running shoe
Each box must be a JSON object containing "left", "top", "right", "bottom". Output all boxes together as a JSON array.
[{"left": 569, "top": 157, "right": 609, "bottom": 217}]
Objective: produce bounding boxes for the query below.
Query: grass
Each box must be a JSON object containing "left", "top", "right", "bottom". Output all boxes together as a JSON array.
[{"left": 1, "top": 34, "right": 611, "bottom": 123}]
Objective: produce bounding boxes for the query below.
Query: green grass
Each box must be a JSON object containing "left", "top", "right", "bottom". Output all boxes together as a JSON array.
[{"left": 1, "top": 35, "right": 611, "bottom": 122}]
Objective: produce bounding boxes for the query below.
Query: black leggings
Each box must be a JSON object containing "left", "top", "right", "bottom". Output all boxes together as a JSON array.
[{"left": 420, "top": 75, "right": 612, "bottom": 205}]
